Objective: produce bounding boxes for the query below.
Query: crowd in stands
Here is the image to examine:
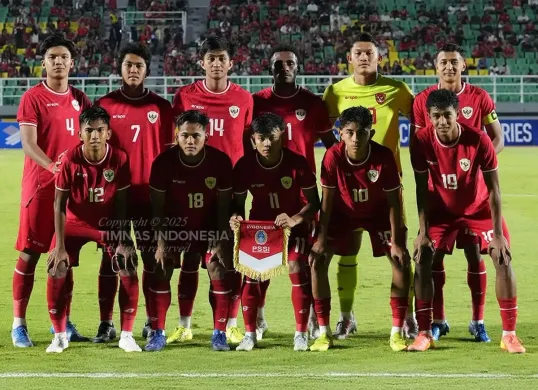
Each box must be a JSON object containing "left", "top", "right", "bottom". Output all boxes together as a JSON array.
[{"left": 2, "top": 0, "right": 538, "bottom": 79}]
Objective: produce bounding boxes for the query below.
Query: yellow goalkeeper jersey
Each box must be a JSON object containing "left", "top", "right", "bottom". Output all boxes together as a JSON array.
[{"left": 323, "top": 75, "right": 414, "bottom": 172}]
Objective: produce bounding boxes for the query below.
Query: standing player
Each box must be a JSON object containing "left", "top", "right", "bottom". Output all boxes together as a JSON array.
[
  {"left": 322, "top": 32, "right": 416, "bottom": 339},
  {"left": 12, "top": 33, "right": 92, "bottom": 347},
  {"left": 172, "top": 36, "right": 253, "bottom": 345},
  {"left": 409, "top": 89, "right": 525, "bottom": 353},
  {"left": 308, "top": 107, "right": 410, "bottom": 352},
  {"left": 147, "top": 110, "right": 234, "bottom": 352},
  {"left": 252, "top": 43, "right": 336, "bottom": 339},
  {"left": 95, "top": 42, "right": 175, "bottom": 341},
  {"left": 47, "top": 106, "right": 140, "bottom": 353},
  {"left": 412, "top": 43, "right": 504, "bottom": 342},
  {"left": 230, "top": 113, "right": 320, "bottom": 352}
]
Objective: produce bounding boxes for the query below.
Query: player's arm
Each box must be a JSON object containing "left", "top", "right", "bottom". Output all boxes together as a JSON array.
[
  {"left": 230, "top": 191, "right": 247, "bottom": 230},
  {"left": 485, "top": 120, "right": 504, "bottom": 154},
  {"left": 316, "top": 99, "right": 338, "bottom": 148},
  {"left": 230, "top": 160, "right": 248, "bottom": 228},
  {"left": 481, "top": 93, "right": 504, "bottom": 154},
  {"left": 53, "top": 188, "right": 69, "bottom": 250},
  {"left": 414, "top": 171, "right": 429, "bottom": 235},
  {"left": 316, "top": 185, "right": 335, "bottom": 250},
  {"left": 385, "top": 187, "right": 404, "bottom": 245},
  {"left": 483, "top": 170, "right": 503, "bottom": 238},
  {"left": 322, "top": 85, "right": 339, "bottom": 126},
  {"left": 284, "top": 185, "right": 320, "bottom": 227},
  {"left": 20, "top": 124, "right": 58, "bottom": 173},
  {"left": 319, "top": 130, "right": 337, "bottom": 149},
  {"left": 400, "top": 83, "right": 416, "bottom": 143},
  {"left": 242, "top": 96, "right": 255, "bottom": 157}
]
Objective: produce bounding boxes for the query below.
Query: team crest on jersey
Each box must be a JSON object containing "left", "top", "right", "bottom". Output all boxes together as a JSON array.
[
  {"left": 71, "top": 100, "right": 80, "bottom": 112},
  {"left": 103, "top": 169, "right": 115, "bottom": 182},
  {"left": 295, "top": 109, "right": 306, "bottom": 121},
  {"left": 375, "top": 93, "right": 386, "bottom": 104},
  {"left": 461, "top": 106, "right": 473, "bottom": 119},
  {"left": 205, "top": 177, "right": 216, "bottom": 189},
  {"left": 255, "top": 230, "right": 268, "bottom": 245},
  {"left": 281, "top": 176, "right": 293, "bottom": 189},
  {"left": 367, "top": 170, "right": 379, "bottom": 182},
  {"left": 229, "top": 106, "right": 240, "bottom": 118},
  {"left": 147, "top": 111, "right": 159, "bottom": 124},
  {"left": 459, "top": 158, "right": 471, "bottom": 172}
]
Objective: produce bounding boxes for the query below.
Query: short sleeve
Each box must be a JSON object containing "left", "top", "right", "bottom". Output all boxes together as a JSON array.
[
  {"left": 398, "top": 82, "right": 414, "bottom": 119},
  {"left": 412, "top": 92, "right": 427, "bottom": 129},
  {"left": 55, "top": 156, "right": 71, "bottom": 191},
  {"left": 232, "top": 158, "right": 248, "bottom": 194},
  {"left": 161, "top": 101, "right": 176, "bottom": 146},
  {"left": 117, "top": 153, "right": 131, "bottom": 190},
  {"left": 381, "top": 151, "right": 402, "bottom": 192},
  {"left": 477, "top": 133, "right": 498, "bottom": 172},
  {"left": 322, "top": 85, "right": 339, "bottom": 122},
  {"left": 217, "top": 154, "right": 233, "bottom": 191},
  {"left": 320, "top": 148, "right": 338, "bottom": 188},
  {"left": 244, "top": 94, "right": 254, "bottom": 130},
  {"left": 17, "top": 91, "right": 38, "bottom": 127},
  {"left": 314, "top": 98, "right": 333, "bottom": 134},
  {"left": 80, "top": 91, "right": 93, "bottom": 110},
  {"left": 410, "top": 134, "right": 429, "bottom": 173},
  {"left": 296, "top": 155, "right": 317, "bottom": 189},
  {"left": 480, "top": 91, "right": 498, "bottom": 126},
  {"left": 149, "top": 152, "right": 170, "bottom": 192}
]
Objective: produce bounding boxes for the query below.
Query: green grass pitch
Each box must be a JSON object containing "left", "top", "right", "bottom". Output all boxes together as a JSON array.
[{"left": 0, "top": 147, "right": 537, "bottom": 389}]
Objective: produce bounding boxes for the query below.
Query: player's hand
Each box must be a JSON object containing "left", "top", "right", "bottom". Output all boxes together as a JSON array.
[
  {"left": 47, "top": 247, "right": 69, "bottom": 276},
  {"left": 155, "top": 244, "right": 167, "bottom": 273},
  {"left": 114, "top": 242, "right": 138, "bottom": 271},
  {"left": 229, "top": 214, "right": 243, "bottom": 230},
  {"left": 308, "top": 240, "right": 326, "bottom": 268},
  {"left": 413, "top": 233, "right": 434, "bottom": 264},
  {"left": 390, "top": 243, "right": 411, "bottom": 267},
  {"left": 47, "top": 160, "right": 61, "bottom": 174},
  {"left": 274, "top": 213, "right": 300, "bottom": 229},
  {"left": 488, "top": 235, "right": 512, "bottom": 265}
]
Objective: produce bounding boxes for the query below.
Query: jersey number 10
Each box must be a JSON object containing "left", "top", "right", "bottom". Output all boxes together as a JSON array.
[{"left": 352, "top": 188, "right": 369, "bottom": 203}]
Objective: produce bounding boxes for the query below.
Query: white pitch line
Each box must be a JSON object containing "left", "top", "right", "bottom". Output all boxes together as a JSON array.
[
  {"left": 0, "top": 372, "right": 537, "bottom": 379},
  {"left": 504, "top": 194, "right": 538, "bottom": 197}
]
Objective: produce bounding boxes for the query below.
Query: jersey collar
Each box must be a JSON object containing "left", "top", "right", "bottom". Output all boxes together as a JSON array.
[
  {"left": 178, "top": 147, "right": 206, "bottom": 168},
  {"left": 202, "top": 80, "right": 231, "bottom": 95},
  {"left": 437, "top": 82, "right": 466, "bottom": 96},
  {"left": 119, "top": 88, "right": 150, "bottom": 100},
  {"left": 345, "top": 144, "right": 371, "bottom": 166},
  {"left": 434, "top": 123, "right": 462, "bottom": 148},
  {"left": 256, "top": 149, "right": 283, "bottom": 170},
  {"left": 82, "top": 143, "right": 110, "bottom": 165},
  {"left": 271, "top": 85, "right": 300, "bottom": 99},
  {"left": 42, "top": 81, "right": 70, "bottom": 96}
]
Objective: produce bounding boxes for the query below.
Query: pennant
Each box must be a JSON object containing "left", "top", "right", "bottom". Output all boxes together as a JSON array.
[{"left": 233, "top": 220, "right": 290, "bottom": 281}]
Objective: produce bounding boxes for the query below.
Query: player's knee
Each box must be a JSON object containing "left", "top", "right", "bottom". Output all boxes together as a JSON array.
[
  {"left": 182, "top": 252, "right": 201, "bottom": 272},
  {"left": 48, "top": 261, "right": 68, "bottom": 279},
  {"left": 20, "top": 249, "right": 40, "bottom": 265},
  {"left": 206, "top": 261, "right": 225, "bottom": 280},
  {"left": 288, "top": 260, "right": 302, "bottom": 274},
  {"left": 464, "top": 244, "right": 481, "bottom": 264},
  {"left": 432, "top": 251, "right": 445, "bottom": 269},
  {"left": 119, "top": 268, "right": 137, "bottom": 278}
]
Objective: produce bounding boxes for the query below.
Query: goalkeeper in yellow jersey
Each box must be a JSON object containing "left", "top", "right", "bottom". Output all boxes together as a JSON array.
[{"left": 322, "top": 32, "right": 417, "bottom": 340}]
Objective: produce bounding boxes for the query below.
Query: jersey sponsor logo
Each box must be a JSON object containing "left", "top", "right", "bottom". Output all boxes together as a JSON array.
[
  {"left": 255, "top": 230, "right": 268, "bottom": 245},
  {"left": 103, "top": 169, "right": 115, "bottom": 182},
  {"left": 251, "top": 183, "right": 265, "bottom": 188},
  {"left": 367, "top": 169, "right": 379, "bottom": 182},
  {"left": 147, "top": 111, "right": 159, "bottom": 124},
  {"left": 229, "top": 105, "right": 240, "bottom": 118},
  {"left": 46, "top": 103, "right": 59, "bottom": 107},
  {"left": 281, "top": 176, "right": 293, "bottom": 189},
  {"left": 375, "top": 93, "right": 386, "bottom": 104},
  {"left": 462, "top": 106, "right": 473, "bottom": 119},
  {"left": 459, "top": 158, "right": 471, "bottom": 172},
  {"left": 295, "top": 109, "right": 306, "bottom": 121},
  {"left": 191, "top": 104, "right": 205, "bottom": 110},
  {"left": 344, "top": 96, "right": 359, "bottom": 100},
  {"left": 113, "top": 114, "right": 126, "bottom": 119},
  {"left": 172, "top": 179, "right": 186, "bottom": 184},
  {"left": 205, "top": 176, "right": 216, "bottom": 189},
  {"left": 72, "top": 100, "right": 80, "bottom": 111},
  {"left": 426, "top": 160, "right": 438, "bottom": 165}
]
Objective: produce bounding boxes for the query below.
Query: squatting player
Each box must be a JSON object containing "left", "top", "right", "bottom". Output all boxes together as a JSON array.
[
  {"left": 412, "top": 43, "right": 504, "bottom": 342},
  {"left": 147, "top": 110, "right": 234, "bottom": 352},
  {"left": 47, "top": 106, "right": 140, "bottom": 353},
  {"left": 309, "top": 107, "right": 411, "bottom": 352},
  {"left": 172, "top": 36, "right": 253, "bottom": 345},
  {"left": 95, "top": 42, "right": 175, "bottom": 341},
  {"left": 409, "top": 89, "right": 525, "bottom": 354},
  {"left": 230, "top": 113, "right": 320, "bottom": 352},
  {"left": 322, "top": 32, "right": 416, "bottom": 339},
  {"left": 252, "top": 43, "right": 336, "bottom": 340},
  {"left": 13, "top": 33, "right": 91, "bottom": 347}
]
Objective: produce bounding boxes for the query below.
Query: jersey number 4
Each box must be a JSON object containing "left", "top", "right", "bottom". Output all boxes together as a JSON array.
[{"left": 66, "top": 118, "right": 75, "bottom": 136}]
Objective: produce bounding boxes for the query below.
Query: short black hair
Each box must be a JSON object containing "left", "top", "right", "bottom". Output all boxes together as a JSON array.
[
  {"left": 39, "top": 33, "right": 77, "bottom": 58},
  {"left": 338, "top": 107, "right": 373, "bottom": 130},
  {"left": 435, "top": 43, "right": 465, "bottom": 61},
  {"left": 118, "top": 42, "right": 151, "bottom": 75},
  {"left": 176, "top": 110, "right": 209, "bottom": 129},
  {"left": 79, "top": 106, "right": 111, "bottom": 128},
  {"left": 200, "top": 36, "right": 234, "bottom": 58},
  {"left": 269, "top": 43, "right": 300, "bottom": 64},
  {"left": 350, "top": 32, "right": 378, "bottom": 48},
  {"left": 251, "top": 113, "right": 285, "bottom": 136},
  {"left": 426, "top": 89, "right": 459, "bottom": 112}
]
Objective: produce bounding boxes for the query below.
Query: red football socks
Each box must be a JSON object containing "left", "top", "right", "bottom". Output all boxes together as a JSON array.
[
  {"left": 209, "top": 279, "right": 230, "bottom": 331},
  {"left": 119, "top": 274, "right": 139, "bottom": 332},
  {"left": 241, "top": 277, "right": 260, "bottom": 332},
  {"left": 226, "top": 270, "right": 242, "bottom": 320},
  {"left": 432, "top": 261, "right": 446, "bottom": 321},
  {"left": 178, "top": 269, "right": 199, "bottom": 317},
  {"left": 47, "top": 275, "right": 68, "bottom": 333},
  {"left": 314, "top": 298, "right": 331, "bottom": 327},
  {"left": 415, "top": 299, "right": 433, "bottom": 332},
  {"left": 64, "top": 269, "right": 73, "bottom": 318},
  {"left": 498, "top": 297, "right": 518, "bottom": 332},
  {"left": 468, "top": 260, "right": 487, "bottom": 321},
  {"left": 290, "top": 272, "right": 311, "bottom": 332},
  {"left": 390, "top": 297, "right": 409, "bottom": 328},
  {"left": 150, "top": 279, "right": 171, "bottom": 330},
  {"left": 12, "top": 257, "right": 37, "bottom": 319}
]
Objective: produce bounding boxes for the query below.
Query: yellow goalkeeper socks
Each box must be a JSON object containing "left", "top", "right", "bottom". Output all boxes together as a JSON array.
[
  {"left": 407, "top": 260, "right": 415, "bottom": 314},
  {"left": 336, "top": 255, "right": 359, "bottom": 315}
]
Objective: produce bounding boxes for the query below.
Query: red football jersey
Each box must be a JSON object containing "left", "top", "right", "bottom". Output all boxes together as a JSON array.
[
  {"left": 95, "top": 89, "right": 175, "bottom": 204},
  {"left": 173, "top": 80, "right": 253, "bottom": 166},
  {"left": 149, "top": 145, "right": 233, "bottom": 230},
  {"left": 233, "top": 148, "right": 317, "bottom": 221},
  {"left": 253, "top": 87, "right": 332, "bottom": 173},
  {"left": 413, "top": 83, "right": 498, "bottom": 130},
  {"left": 55, "top": 144, "right": 131, "bottom": 230},
  {"left": 321, "top": 141, "right": 401, "bottom": 220},
  {"left": 410, "top": 123, "right": 498, "bottom": 217},
  {"left": 17, "top": 82, "right": 92, "bottom": 202}
]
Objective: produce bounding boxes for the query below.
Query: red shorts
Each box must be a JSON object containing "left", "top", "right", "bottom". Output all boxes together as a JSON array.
[
  {"left": 50, "top": 223, "right": 112, "bottom": 267},
  {"left": 327, "top": 217, "right": 393, "bottom": 257},
  {"left": 16, "top": 197, "right": 55, "bottom": 253},
  {"left": 429, "top": 209, "right": 511, "bottom": 255}
]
